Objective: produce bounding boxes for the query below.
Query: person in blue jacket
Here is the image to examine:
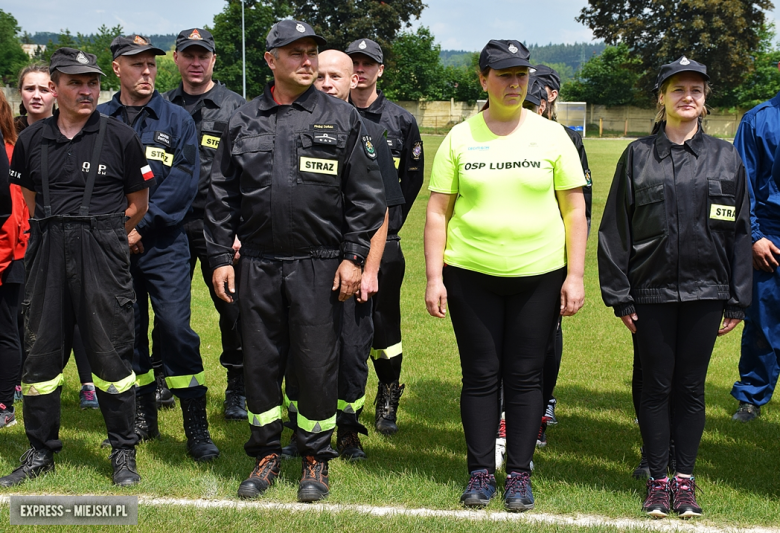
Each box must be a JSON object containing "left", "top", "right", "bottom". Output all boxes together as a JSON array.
[
  {"left": 730, "top": 67, "right": 780, "bottom": 422},
  {"left": 98, "top": 35, "right": 219, "bottom": 461}
]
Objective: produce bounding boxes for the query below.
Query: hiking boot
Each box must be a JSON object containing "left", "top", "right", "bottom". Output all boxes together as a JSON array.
[
  {"left": 180, "top": 396, "right": 220, "bottom": 462},
  {"left": 337, "top": 430, "right": 367, "bottom": 461},
  {"left": 495, "top": 416, "right": 506, "bottom": 472},
  {"left": 135, "top": 392, "right": 160, "bottom": 441},
  {"left": 0, "top": 448, "right": 54, "bottom": 487},
  {"left": 544, "top": 397, "right": 558, "bottom": 425},
  {"left": 504, "top": 471, "right": 534, "bottom": 512},
  {"left": 732, "top": 402, "right": 760, "bottom": 422},
  {"left": 536, "top": 421, "right": 547, "bottom": 447},
  {"left": 237, "top": 453, "right": 280, "bottom": 499},
  {"left": 643, "top": 477, "right": 671, "bottom": 518},
  {"left": 224, "top": 372, "right": 247, "bottom": 421},
  {"left": 155, "top": 373, "right": 175, "bottom": 410},
  {"left": 281, "top": 431, "right": 300, "bottom": 459},
  {"left": 80, "top": 384, "right": 99, "bottom": 410},
  {"left": 298, "top": 456, "right": 330, "bottom": 502},
  {"left": 110, "top": 448, "right": 141, "bottom": 486},
  {"left": 671, "top": 475, "right": 702, "bottom": 518},
  {"left": 633, "top": 447, "right": 650, "bottom": 479},
  {"left": 375, "top": 380, "right": 404, "bottom": 435},
  {"left": 0, "top": 403, "right": 16, "bottom": 429},
  {"left": 460, "top": 469, "right": 497, "bottom": 508},
  {"left": 14, "top": 385, "right": 22, "bottom": 403}
]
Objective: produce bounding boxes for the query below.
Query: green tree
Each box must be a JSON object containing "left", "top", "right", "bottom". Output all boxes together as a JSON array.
[
  {"left": 290, "top": 0, "right": 426, "bottom": 53},
  {"left": 734, "top": 23, "right": 780, "bottom": 109},
  {"left": 577, "top": 0, "right": 773, "bottom": 106},
  {"left": 444, "top": 52, "right": 483, "bottom": 104},
  {"left": 155, "top": 50, "right": 182, "bottom": 94},
  {"left": 561, "top": 43, "right": 644, "bottom": 106},
  {"left": 382, "top": 27, "right": 446, "bottom": 101},
  {"left": 42, "top": 26, "right": 123, "bottom": 91},
  {"left": 208, "top": 0, "right": 291, "bottom": 99},
  {"left": 0, "top": 9, "right": 31, "bottom": 84}
]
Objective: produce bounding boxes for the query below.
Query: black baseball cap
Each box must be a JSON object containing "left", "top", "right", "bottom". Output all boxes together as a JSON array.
[
  {"left": 110, "top": 35, "right": 166, "bottom": 60},
  {"left": 524, "top": 77, "right": 546, "bottom": 107},
  {"left": 655, "top": 55, "right": 709, "bottom": 91},
  {"left": 176, "top": 28, "right": 216, "bottom": 53},
  {"left": 265, "top": 20, "right": 326, "bottom": 50},
  {"left": 49, "top": 47, "right": 105, "bottom": 76},
  {"left": 532, "top": 64, "right": 560, "bottom": 91},
  {"left": 479, "top": 40, "right": 532, "bottom": 71},
  {"left": 345, "top": 38, "right": 383, "bottom": 64}
]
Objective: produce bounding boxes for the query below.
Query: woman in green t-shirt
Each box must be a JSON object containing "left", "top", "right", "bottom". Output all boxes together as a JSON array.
[{"left": 424, "top": 39, "right": 587, "bottom": 512}]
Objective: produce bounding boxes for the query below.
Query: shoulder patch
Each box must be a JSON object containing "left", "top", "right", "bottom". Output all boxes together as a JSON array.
[
  {"left": 362, "top": 135, "right": 377, "bottom": 160},
  {"left": 154, "top": 131, "right": 171, "bottom": 147},
  {"left": 412, "top": 141, "right": 423, "bottom": 160}
]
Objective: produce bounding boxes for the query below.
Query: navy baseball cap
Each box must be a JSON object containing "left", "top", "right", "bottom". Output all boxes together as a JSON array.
[
  {"left": 345, "top": 39, "right": 383, "bottom": 64},
  {"left": 532, "top": 64, "right": 560, "bottom": 91},
  {"left": 479, "top": 40, "right": 531, "bottom": 71},
  {"left": 49, "top": 47, "right": 105, "bottom": 76},
  {"left": 655, "top": 56, "right": 709, "bottom": 91},
  {"left": 266, "top": 20, "right": 326, "bottom": 50},
  {"left": 110, "top": 35, "right": 166, "bottom": 59},
  {"left": 176, "top": 28, "right": 216, "bottom": 53},
  {"left": 524, "top": 77, "right": 547, "bottom": 107}
]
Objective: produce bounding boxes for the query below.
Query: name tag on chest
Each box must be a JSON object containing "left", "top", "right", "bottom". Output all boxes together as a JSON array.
[
  {"left": 202, "top": 135, "right": 220, "bottom": 149},
  {"left": 145, "top": 146, "right": 173, "bottom": 167},
  {"left": 300, "top": 157, "right": 338, "bottom": 176},
  {"left": 710, "top": 204, "right": 735, "bottom": 221}
]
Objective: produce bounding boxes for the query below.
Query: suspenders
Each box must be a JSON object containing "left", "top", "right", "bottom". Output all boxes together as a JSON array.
[{"left": 39, "top": 115, "right": 109, "bottom": 218}]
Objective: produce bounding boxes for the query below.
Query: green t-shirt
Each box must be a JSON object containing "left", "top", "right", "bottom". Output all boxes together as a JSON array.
[{"left": 429, "top": 111, "right": 586, "bottom": 277}]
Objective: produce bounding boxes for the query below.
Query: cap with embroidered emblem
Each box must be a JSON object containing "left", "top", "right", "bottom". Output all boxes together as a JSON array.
[
  {"left": 176, "top": 28, "right": 216, "bottom": 53},
  {"left": 265, "top": 20, "right": 326, "bottom": 50},
  {"left": 49, "top": 47, "right": 105, "bottom": 76},
  {"left": 479, "top": 40, "right": 531, "bottom": 71},
  {"left": 110, "top": 35, "right": 166, "bottom": 59},
  {"left": 345, "top": 38, "right": 383, "bottom": 64},
  {"left": 655, "top": 55, "right": 709, "bottom": 91}
]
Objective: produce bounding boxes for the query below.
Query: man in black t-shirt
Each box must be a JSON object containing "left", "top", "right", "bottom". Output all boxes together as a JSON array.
[{"left": 0, "top": 48, "right": 152, "bottom": 488}]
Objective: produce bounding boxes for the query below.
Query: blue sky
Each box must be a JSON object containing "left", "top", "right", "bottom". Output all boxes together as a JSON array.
[{"left": 7, "top": 1, "right": 780, "bottom": 52}]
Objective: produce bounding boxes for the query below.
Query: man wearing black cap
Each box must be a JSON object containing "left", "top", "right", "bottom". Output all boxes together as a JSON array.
[
  {"left": 0, "top": 47, "right": 152, "bottom": 487},
  {"left": 97, "top": 36, "right": 219, "bottom": 462},
  {"left": 162, "top": 28, "right": 247, "bottom": 421},
  {"left": 345, "top": 38, "right": 424, "bottom": 435},
  {"left": 205, "top": 20, "right": 385, "bottom": 502}
]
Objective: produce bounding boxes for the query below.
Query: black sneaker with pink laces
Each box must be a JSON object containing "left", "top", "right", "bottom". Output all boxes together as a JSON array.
[
  {"left": 671, "top": 475, "right": 702, "bottom": 518},
  {"left": 642, "top": 477, "right": 671, "bottom": 518}
]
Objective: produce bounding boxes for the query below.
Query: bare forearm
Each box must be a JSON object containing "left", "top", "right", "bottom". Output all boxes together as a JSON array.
[
  {"left": 125, "top": 190, "right": 149, "bottom": 234},
  {"left": 364, "top": 210, "right": 388, "bottom": 276}
]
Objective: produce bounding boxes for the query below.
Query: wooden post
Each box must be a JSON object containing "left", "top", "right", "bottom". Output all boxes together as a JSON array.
[
  {"left": 599, "top": 118, "right": 603, "bottom": 137},
  {"left": 624, "top": 118, "right": 628, "bottom": 137}
]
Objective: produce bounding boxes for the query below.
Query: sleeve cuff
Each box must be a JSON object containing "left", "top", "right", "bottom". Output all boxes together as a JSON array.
[
  {"left": 342, "top": 242, "right": 369, "bottom": 264},
  {"left": 208, "top": 253, "right": 234, "bottom": 270},
  {"left": 724, "top": 305, "right": 746, "bottom": 320},
  {"left": 752, "top": 229, "right": 765, "bottom": 243},
  {"left": 613, "top": 303, "right": 636, "bottom": 317}
]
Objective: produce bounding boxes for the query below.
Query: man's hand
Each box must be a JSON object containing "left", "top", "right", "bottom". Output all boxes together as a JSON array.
[
  {"left": 356, "top": 270, "right": 379, "bottom": 303},
  {"left": 718, "top": 317, "right": 742, "bottom": 336},
  {"left": 332, "top": 260, "right": 362, "bottom": 302},
  {"left": 128, "top": 228, "right": 144, "bottom": 254},
  {"left": 232, "top": 236, "right": 242, "bottom": 263},
  {"left": 752, "top": 238, "right": 780, "bottom": 272},
  {"left": 621, "top": 312, "right": 638, "bottom": 334},
  {"left": 213, "top": 265, "right": 236, "bottom": 303}
]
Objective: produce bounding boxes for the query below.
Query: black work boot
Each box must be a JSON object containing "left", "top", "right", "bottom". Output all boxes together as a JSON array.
[
  {"left": 155, "top": 372, "right": 175, "bottom": 410},
  {"left": 224, "top": 371, "right": 247, "bottom": 421},
  {"left": 180, "top": 396, "right": 220, "bottom": 462},
  {"left": 298, "top": 455, "right": 329, "bottom": 502},
  {"left": 237, "top": 453, "right": 281, "bottom": 499},
  {"left": 110, "top": 448, "right": 141, "bottom": 486},
  {"left": 135, "top": 392, "right": 160, "bottom": 441},
  {"left": 336, "top": 429, "right": 367, "bottom": 461},
  {"left": 375, "top": 381, "right": 405, "bottom": 435},
  {"left": 0, "top": 448, "right": 54, "bottom": 487}
]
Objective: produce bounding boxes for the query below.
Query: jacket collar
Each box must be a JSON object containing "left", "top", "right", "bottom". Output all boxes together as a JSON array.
[
  {"left": 168, "top": 81, "right": 227, "bottom": 107},
  {"left": 257, "top": 82, "right": 317, "bottom": 113},
  {"left": 41, "top": 109, "right": 101, "bottom": 142},
  {"left": 104, "top": 90, "right": 164, "bottom": 120},
  {"left": 654, "top": 121, "right": 704, "bottom": 159},
  {"left": 350, "top": 89, "right": 386, "bottom": 115}
]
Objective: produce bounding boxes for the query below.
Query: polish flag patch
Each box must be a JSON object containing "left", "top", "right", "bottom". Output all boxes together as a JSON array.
[{"left": 141, "top": 165, "right": 154, "bottom": 181}]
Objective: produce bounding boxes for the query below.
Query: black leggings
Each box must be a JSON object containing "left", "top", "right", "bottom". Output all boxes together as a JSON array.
[
  {"left": 444, "top": 265, "right": 565, "bottom": 475},
  {"left": 634, "top": 301, "right": 724, "bottom": 478}
]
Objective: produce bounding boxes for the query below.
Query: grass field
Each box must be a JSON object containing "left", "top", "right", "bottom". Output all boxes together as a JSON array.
[{"left": 1, "top": 135, "right": 778, "bottom": 532}]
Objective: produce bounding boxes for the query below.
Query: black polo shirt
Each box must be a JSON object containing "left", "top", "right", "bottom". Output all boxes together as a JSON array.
[{"left": 10, "top": 110, "right": 153, "bottom": 218}]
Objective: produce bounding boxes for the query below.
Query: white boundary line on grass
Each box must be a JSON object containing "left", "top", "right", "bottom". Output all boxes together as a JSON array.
[{"left": 2, "top": 495, "right": 778, "bottom": 532}]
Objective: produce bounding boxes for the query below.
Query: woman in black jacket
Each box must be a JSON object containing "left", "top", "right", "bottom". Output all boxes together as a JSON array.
[{"left": 598, "top": 57, "right": 752, "bottom": 519}]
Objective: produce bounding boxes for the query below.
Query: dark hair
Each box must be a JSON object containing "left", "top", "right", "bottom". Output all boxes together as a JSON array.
[
  {"left": 0, "top": 90, "right": 18, "bottom": 144},
  {"left": 17, "top": 63, "right": 50, "bottom": 116}
]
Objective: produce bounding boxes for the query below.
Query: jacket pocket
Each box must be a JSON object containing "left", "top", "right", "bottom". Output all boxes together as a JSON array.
[
  {"left": 296, "top": 131, "right": 347, "bottom": 187},
  {"left": 707, "top": 178, "right": 736, "bottom": 232},
  {"left": 233, "top": 134, "right": 274, "bottom": 189},
  {"left": 632, "top": 183, "right": 666, "bottom": 242}
]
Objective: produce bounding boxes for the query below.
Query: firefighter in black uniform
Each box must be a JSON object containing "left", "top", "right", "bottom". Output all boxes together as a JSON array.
[
  {"left": 205, "top": 21, "right": 385, "bottom": 502},
  {"left": 345, "top": 38, "right": 424, "bottom": 435},
  {"left": 162, "top": 28, "right": 247, "bottom": 420},
  {"left": 0, "top": 48, "right": 151, "bottom": 487},
  {"left": 98, "top": 35, "right": 219, "bottom": 462}
]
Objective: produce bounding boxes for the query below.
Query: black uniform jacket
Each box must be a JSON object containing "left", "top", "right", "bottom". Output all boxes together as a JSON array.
[
  {"left": 564, "top": 126, "right": 593, "bottom": 229},
  {"left": 164, "top": 81, "right": 246, "bottom": 221},
  {"left": 204, "top": 83, "right": 386, "bottom": 270},
  {"left": 351, "top": 90, "right": 423, "bottom": 235},
  {"left": 598, "top": 125, "right": 752, "bottom": 319}
]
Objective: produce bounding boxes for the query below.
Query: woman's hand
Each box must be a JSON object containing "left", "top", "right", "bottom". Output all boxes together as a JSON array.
[
  {"left": 426, "top": 279, "right": 448, "bottom": 318},
  {"left": 560, "top": 275, "right": 584, "bottom": 316},
  {"left": 718, "top": 317, "right": 742, "bottom": 336},
  {"left": 621, "top": 312, "right": 638, "bottom": 334}
]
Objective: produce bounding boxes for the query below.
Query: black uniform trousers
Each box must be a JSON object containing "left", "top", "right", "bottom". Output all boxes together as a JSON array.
[
  {"left": 0, "top": 275, "right": 22, "bottom": 405},
  {"left": 21, "top": 215, "right": 137, "bottom": 452},
  {"left": 132, "top": 226, "right": 205, "bottom": 400},
  {"left": 371, "top": 239, "right": 405, "bottom": 361},
  {"left": 239, "top": 255, "right": 340, "bottom": 460}
]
